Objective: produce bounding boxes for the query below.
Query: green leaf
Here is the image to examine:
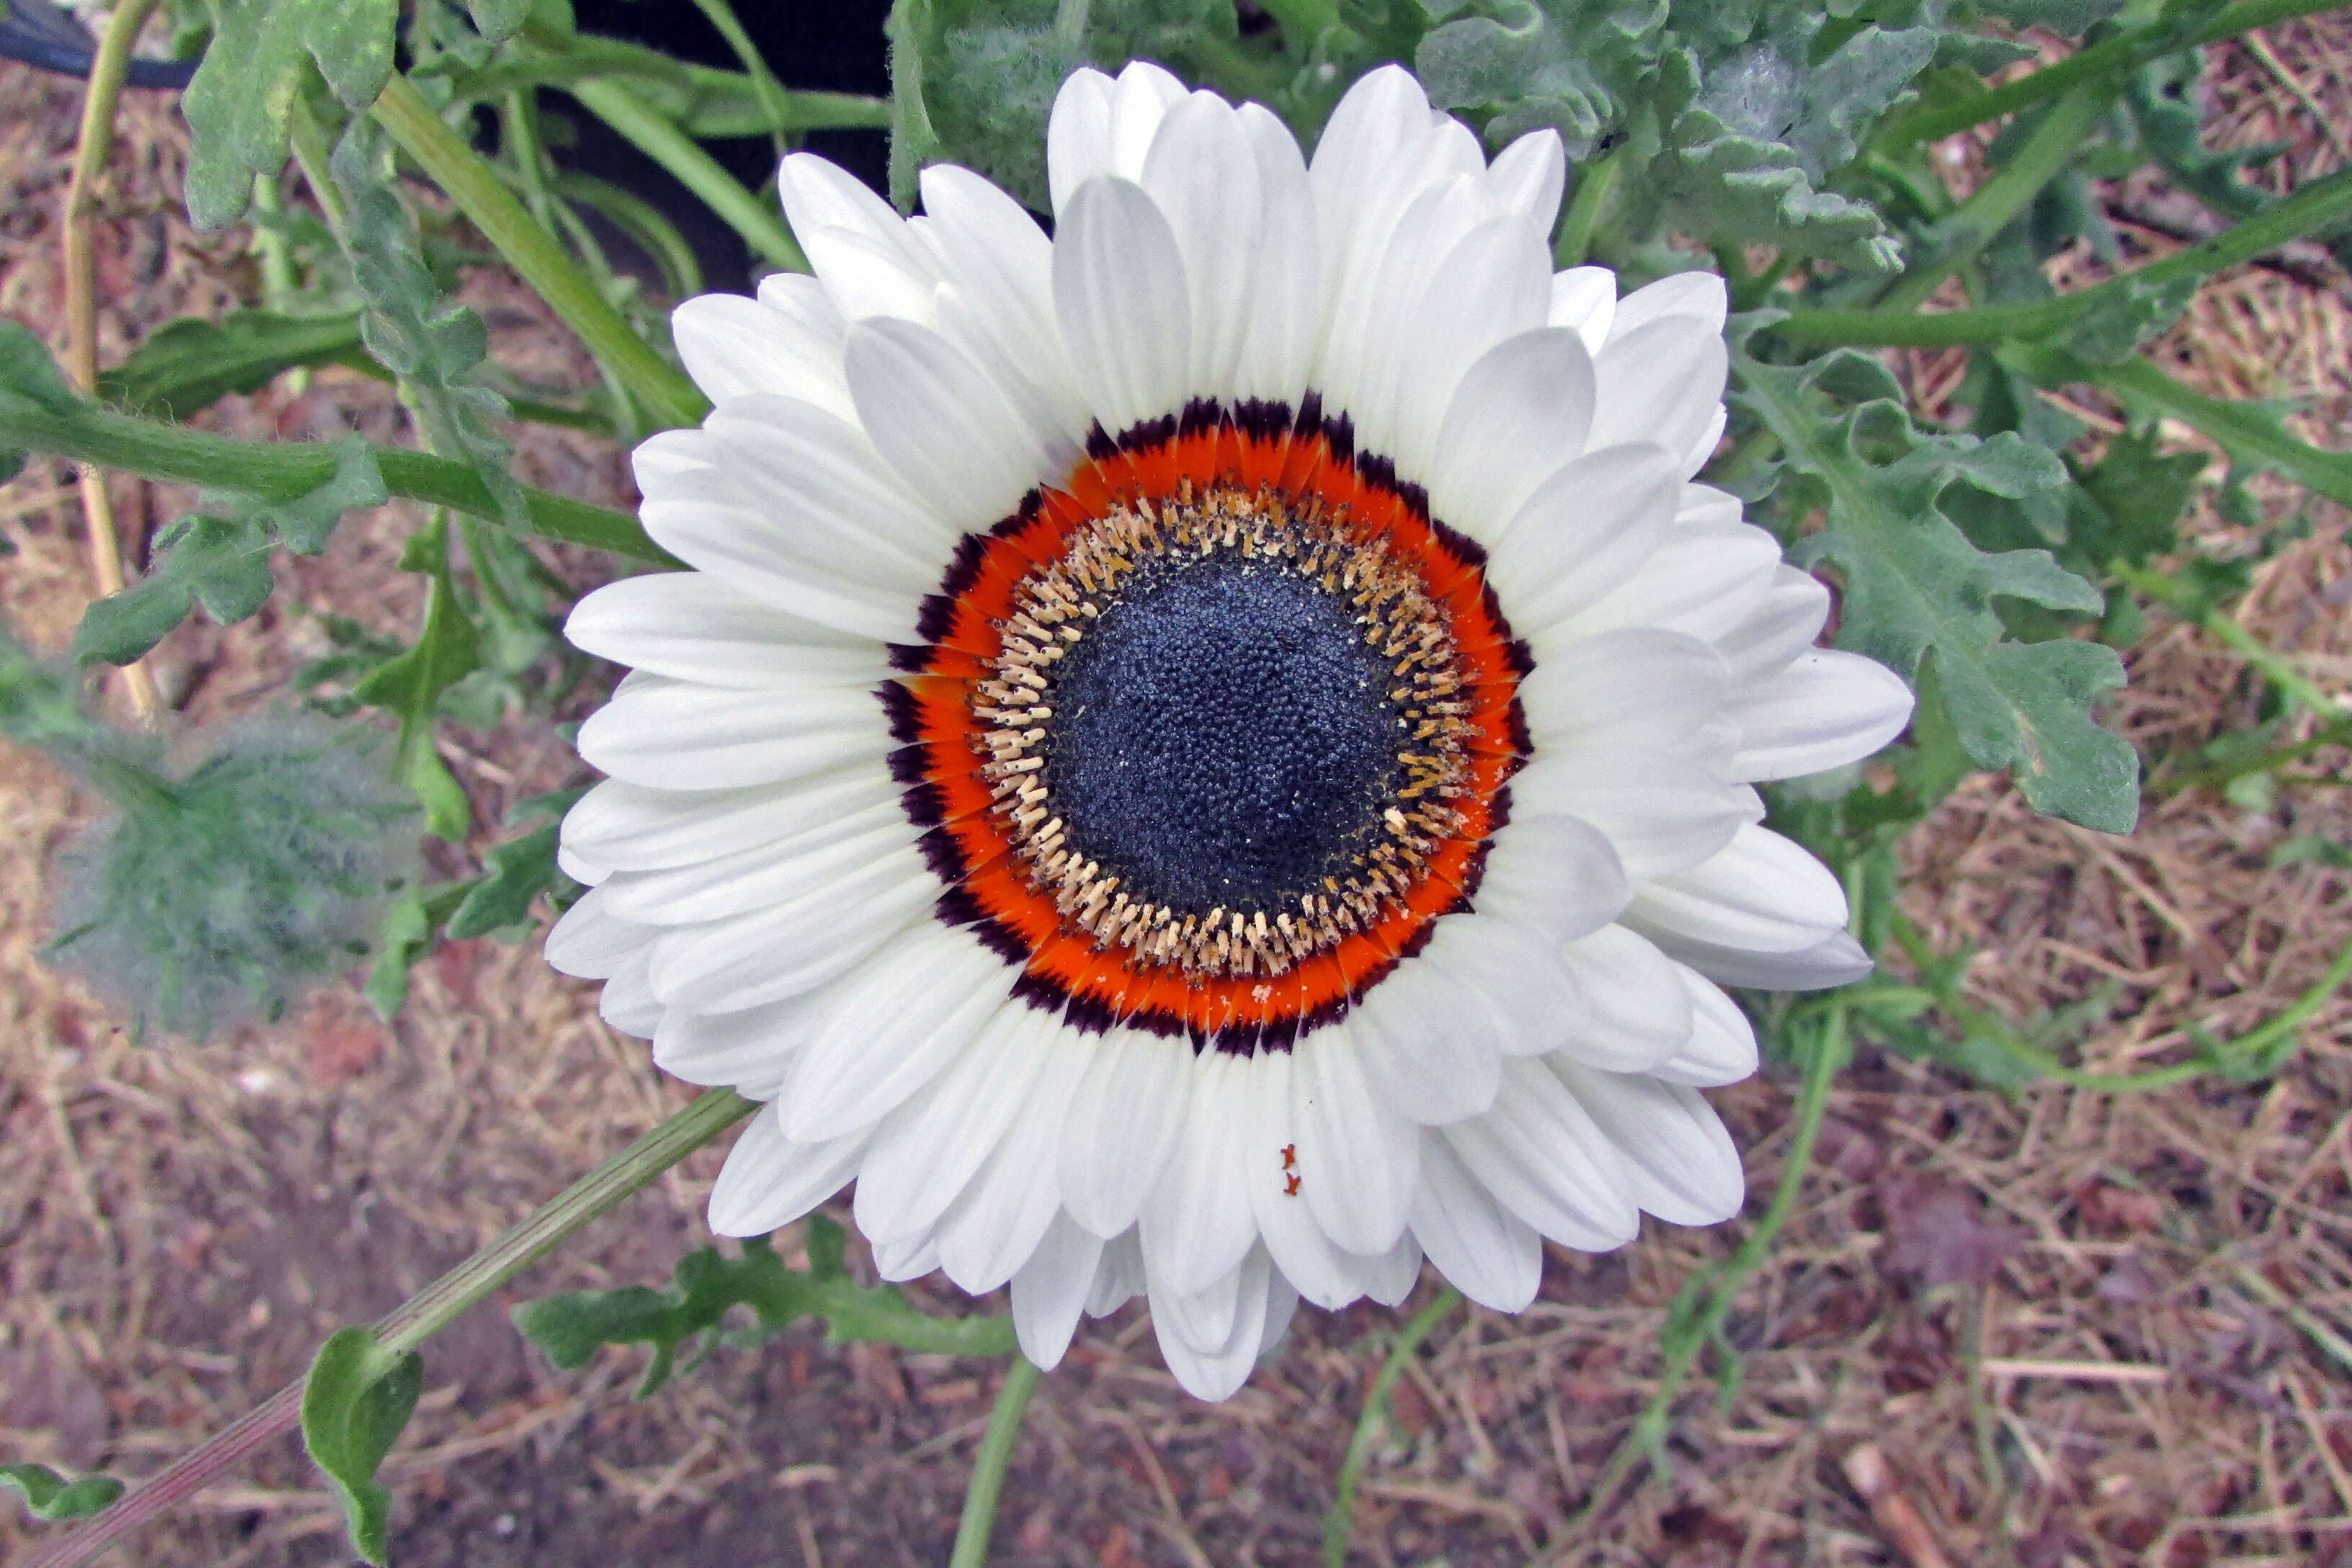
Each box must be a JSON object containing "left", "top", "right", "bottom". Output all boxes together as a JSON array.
[
  {"left": 466, "top": 0, "right": 531, "bottom": 43},
  {"left": 301, "top": 1327, "right": 424, "bottom": 1567},
  {"left": 516, "top": 1221, "right": 1016, "bottom": 1397},
  {"left": 99, "top": 311, "right": 369, "bottom": 422},
  {"left": 69, "top": 439, "right": 385, "bottom": 665},
  {"left": 330, "top": 116, "right": 525, "bottom": 527},
  {"left": 1737, "top": 349, "right": 2139, "bottom": 833},
  {"left": 445, "top": 801, "right": 576, "bottom": 940},
  {"left": 1, "top": 1461, "right": 125, "bottom": 1523},
  {"left": 2075, "top": 427, "right": 2208, "bottom": 571},
  {"left": 352, "top": 516, "right": 481, "bottom": 840},
  {"left": 180, "top": 0, "right": 401, "bottom": 229},
  {"left": 0, "top": 319, "right": 87, "bottom": 416},
  {"left": 364, "top": 880, "right": 476, "bottom": 1020}
]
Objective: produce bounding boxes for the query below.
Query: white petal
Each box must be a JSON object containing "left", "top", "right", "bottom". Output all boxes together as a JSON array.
[
  {"left": 1348, "top": 948, "right": 1505, "bottom": 1125},
  {"left": 1247, "top": 1048, "right": 1372, "bottom": 1310},
  {"left": 600, "top": 809, "right": 915, "bottom": 925},
  {"left": 1484, "top": 442, "right": 1680, "bottom": 634},
  {"left": 1552, "top": 925, "right": 1694, "bottom": 1073},
  {"left": 1139, "top": 1048, "right": 1261, "bottom": 1295},
  {"left": 1423, "top": 328, "right": 1597, "bottom": 545},
  {"left": 1649, "top": 966, "right": 1760, "bottom": 1087},
  {"left": 1149, "top": 1243, "right": 1274, "bottom": 1400},
  {"left": 1470, "top": 812, "right": 1630, "bottom": 940},
  {"left": 1626, "top": 824, "right": 1851, "bottom": 954},
  {"left": 1293, "top": 1025, "right": 1419, "bottom": 1255},
  {"left": 937, "top": 1025, "right": 1088, "bottom": 1293},
  {"left": 576, "top": 675, "right": 891, "bottom": 791},
  {"left": 561, "top": 771, "right": 899, "bottom": 875},
  {"left": 1730, "top": 650, "right": 1915, "bottom": 782},
  {"left": 915, "top": 164, "right": 1092, "bottom": 444},
  {"left": 1549, "top": 266, "right": 1616, "bottom": 353},
  {"left": 1108, "top": 61, "right": 1190, "bottom": 180},
  {"left": 1053, "top": 177, "right": 1193, "bottom": 435},
  {"left": 1607, "top": 270, "right": 1727, "bottom": 341},
  {"left": 1552, "top": 1062, "right": 1745, "bottom": 1226},
  {"left": 1404, "top": 912, "right": 1580, "bottom": 1058},
  {"left": 1487, "top": 129, "right": 1565, "bottom": 233},
  {"left": 654, "top": 993, "right": 820, "bottom": 1090},
  {"left": 1380, "top": 215, "right": 1554, "bottom": 483},
  {"left": 1586, "top": 314, "right": 1729, "bottom": 469},
  {"left": 845, "top": 316, "right": 1064, "bottom": 531},
  {"left": 1412, "top": 1129, "right": 1541, "bottom": 1312},
  {"left": 566, "top": 574, "right": 885, "bottom": 691},
  {"left": 1718, "top": 566, "right": 1832, "bottom": 688},
  {"left": 707, "top": 1104, "right": 867, "bottom": 1237},
  {"left": 1640, "top": 928, "right": 1876, "bottom": 992},
  {"left": 1505, "top": 752, "right": 1755, "bottom": 881},
  {"left": 1010, "top": 1212, "right": 1105, "bottom": 1371},
  {"left": 780, "top": 922, "right": 1018, "bottom": 1141},
  {"left": 1515, "top": 628, "right": 1728, "bottom": 757},
  {"left": 706, "top": 394, "right": 963, "bottom": 564},
  {"left": 543, "top": 885, "right": 649, "bottom": 979},
  {"left": 1557, "top": 520, "right": 1783, "bottom": 648},
  {"left": 671, "top": 290, "right": 852, "bottom": 417},
  {"left": 1442, "top": 1056, "right": 1639, "bottom": 1251},
  {"left": 1358, "top": 1233, "right": 1425, "bottom": 1308},
  {"left": 872, "top": 1230, "right": 940, "bottom": 1282},
  {"left": 1086, "top": 1227, "right": 1146, "bottom": 1318},
  {"left": 852, "top": 1004, "right": 1062, "bottom": 1244},
  {"left": 1058, "top": 1028, "right": 1194, "bottom": 1239},
  {"left": 1139, "top": 91, "right": 1260, "bottom": 401},
  {"left": 1232, "top": 104, "right": 1320, "bottom": 406},
  {"left": 1315, "top": 172, "right": 1491, "bottom": 436},
  {"left": 645, "top": 850, "right": 932, "bottom": 1011},
  {"left": 1046, "top": 68, "right": 1116, "bottom": 215},
  {"left": 597, "top": 950, "right": 662, "bottom": 1037},
  {"left": 775, "top": 152, "right": 937, "bottom": 319}
]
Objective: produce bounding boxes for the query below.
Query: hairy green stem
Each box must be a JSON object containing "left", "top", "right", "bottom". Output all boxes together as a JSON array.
[
  {"left": 370, "top": 75, "right": 708, "bottom": 432},
  {"left": 1555, "top": 144, "right": 1626, "bottom": 267},
  {"left": 1882, "top": 0, "right": 2342, "bottom": 146},
  {"left": 21, "top": 1091, "right": 755, "bottom": 1568},
  {"left": 0, "top": 401, "right": 672, "bottom": 564},
  {"left": 569, "top": 77, "right": 806, "bottom": 271},
  {"left": 948, "top": 1355, "right": 1043, "bottom": 1568},
  {"left": 1324, "top": 1287, "right": 1463, "bottom": 1568},
  {"left": 1777, "top": 162, "right": 2352, "bottom": 351},
  {"left": 1876, "top": 86, "right": 2115, "bottom": 313},
  {"left": 1564, "top": 1005, "right": 1852, "bottom": 1538}
]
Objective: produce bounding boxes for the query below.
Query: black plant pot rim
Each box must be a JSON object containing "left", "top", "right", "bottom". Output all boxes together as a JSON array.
[{"left": 1, "top": 0, "right": 197, "bottom": 89}]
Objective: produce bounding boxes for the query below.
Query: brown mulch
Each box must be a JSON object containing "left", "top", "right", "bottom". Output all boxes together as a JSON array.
[{"left": 3, "top": 18, "right": 2351, "bottom": 1568}]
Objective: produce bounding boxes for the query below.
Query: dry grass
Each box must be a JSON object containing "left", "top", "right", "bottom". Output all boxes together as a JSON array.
[{"left": 2, "top": 20, "right": 2351, "bottom": 1568}]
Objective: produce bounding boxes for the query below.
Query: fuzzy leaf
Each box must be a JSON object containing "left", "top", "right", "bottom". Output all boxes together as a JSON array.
[
  {"left": 180, "top": 0, "right": 400, "bottom": 229},
  {"left": 1, "top": 1462, "right": 124, "bottom": 1523},
  {"left": 99, "top": 311, "right": 369, "bottom": 421},
  {"left": 301, "top": 1327, "right": 423, "bottom": 1567},
  {"left": 516, "top": 1221, "right": 1015, "bottom": 1397},
  {"left": 2075, "top": 427, "right": 2208, "bottom": 571},
  {"left": 1737, "top": 350, "right": 2139, "bottom": 833},
  {"left": 330, "top": 117, "right": 525, "bottom": 526}
]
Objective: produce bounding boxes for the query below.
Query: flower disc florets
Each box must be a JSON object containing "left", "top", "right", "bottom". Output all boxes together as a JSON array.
[{"left": 548, "top": 61, "right": 1918, "bottom": 1399}]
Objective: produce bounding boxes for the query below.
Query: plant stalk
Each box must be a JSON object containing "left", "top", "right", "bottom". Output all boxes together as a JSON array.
[
  {"left": 21, "top": 1090, "right": 756, "bottom": 1568},
  {"left": 0, "top": 400, "right": 674, "bottom": 565},
  {"left": 1324, "top": 1287, "right": 1463, "bottom": 1568},
  {"left": 947, "top": 1355, "right": 1043, "bottom": 1568},
  {"left": 62, "top": 0, "right": 164, "bottom": 720},
  {"left": 569, "top": 77, "right": 806, "bottom": 271},
  {"left": 1555, "top": 144, "right": 1626, "bottom": 267},
  {"left": 370, "top": 74, "right": 708, "bottom": 432}
]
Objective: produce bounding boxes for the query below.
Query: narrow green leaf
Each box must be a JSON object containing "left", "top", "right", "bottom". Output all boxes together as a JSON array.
[
  {"left": 353, "top": 516, "right": 482, "bottom": 840},
  {"left": 1738, "top": 351, "right": 2139, "bottom": 832},
  {"left": 445, "top": 819, "right": 564, "bottom": 937},
  {"left": 99, "top": 311, "right": 369, "bottom": 422},
  {"left": 300, "top": 1327, "right": 424, "bottom": 1567},
  {"left": 1, "top": 1461, "right": 125, "bottom": 1523}
]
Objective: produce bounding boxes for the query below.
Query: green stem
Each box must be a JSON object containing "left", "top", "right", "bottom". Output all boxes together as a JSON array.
[
  {"left": 1881, "top": 0, "right": 2343, "bottom": 146},
  {"left": 1777, "top": 162, "right": 2352, "bottom": 351},
  {"left": 502, "top": 89, "right": 559, "bottom": 233},
  {"left": 21, "top": 1091, "right": 756, "bottom": 1568},
  {"left": 370, "top": 74, "right": 708, "bottom": 432},
  {"left": 1253, "top": 0, "right": 1342, "bottom": 49},
  {"left": 1567, "top": 1005, "right": 1852, "bottom": 1534},
  {"left": 286, "top": 92, "right": 350, "bottom": 239},
  {"left": 948, "top": 1355, "right": 1043, "bottom": 1568},
  {"left": 1555, "top": 144, "right": 1626, "bottom": 267},
  {"left": 2158, "top": 715, "right": 2352, "bottom": 795},
  {"left": 2115, "top": 561, "right": 2351, "bottom": 716},
  {"left": 0, "top": 401, "right": 673, "bottom": 564},
  {"left": 568, "top": 77, "right": 806, "bottom": 272},
  {"left": 685, "top": 0, "right": 797, "bottom": 147},
  {"left": 1876, "top": 86, "right": 2114, "bottom": 313},
  {"left": 1324, "top": 1288, "right": 1463, "bottom": 1568}
]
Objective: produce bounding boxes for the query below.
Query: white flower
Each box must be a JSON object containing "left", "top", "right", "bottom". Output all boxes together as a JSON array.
[{"left": 545, "top": 62, "right": 1915, "bottom": 1400}]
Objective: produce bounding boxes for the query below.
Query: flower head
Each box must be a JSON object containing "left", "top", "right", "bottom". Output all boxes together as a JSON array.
[{"left": 548, "top": 63, "right": 1913, "bottom": 1399}]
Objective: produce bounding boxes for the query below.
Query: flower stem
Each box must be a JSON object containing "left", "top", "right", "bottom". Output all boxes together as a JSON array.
[
  {"left": 1554, "top": 144, "right": 1626, "bottom": 267},
  {"left": 1324, "top": 1287, "right": 1462, "bottom": 1568},
  {"left": 685, "top": 0, "right": 798, "bottom": 148},
  {"left": 0, "top": 400, "right": 673, "bottom": 564},
  {"left": 1775, "top": 161, "right": 2352, "bottom": 350},
  {"left": 1881, "top": 0, "right": 2342, "bottom": 146},
  {"left": 63, "top": 0, "right": 164, "bottom": 721},
  {"left": 948, "top": 1355, "right": 1043, "bottom": 1568},
  {"left": 370, "top": 74, "right": 708, "bottom": 432},
  {"left": 21, "top": 1090, "right": 754, "bottom": 1568},
  {"left": 569, "top": 77, "right": 806, "bottom": 271}
]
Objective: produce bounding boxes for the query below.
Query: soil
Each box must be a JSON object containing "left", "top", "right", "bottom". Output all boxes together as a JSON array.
[{"left": 2, "top": 15, "right": 2351, "bottom": 1568}]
